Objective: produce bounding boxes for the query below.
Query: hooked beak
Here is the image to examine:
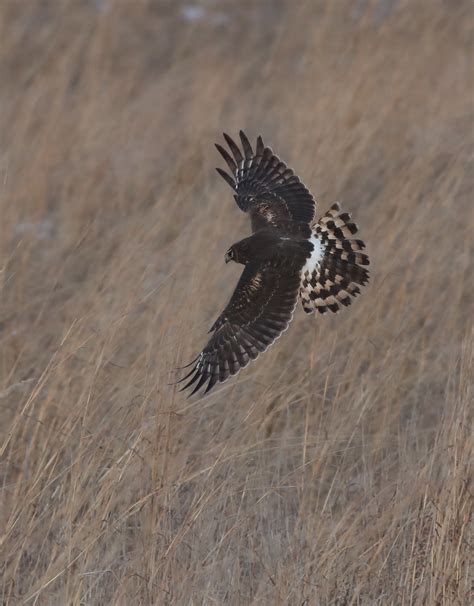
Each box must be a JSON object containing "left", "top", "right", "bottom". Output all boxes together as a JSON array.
[{"left": 225, "top": 252, "right": 231, "bottom": 264}]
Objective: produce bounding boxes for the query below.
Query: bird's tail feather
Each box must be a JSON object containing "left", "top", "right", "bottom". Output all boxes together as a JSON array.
[{"left": 300, "top": 203, "right": 369, "bottom": 314}]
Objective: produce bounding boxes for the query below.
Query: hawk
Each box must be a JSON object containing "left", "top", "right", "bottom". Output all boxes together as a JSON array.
[{"left": 177, "top": 131, "right": 369, "bottom": 396}]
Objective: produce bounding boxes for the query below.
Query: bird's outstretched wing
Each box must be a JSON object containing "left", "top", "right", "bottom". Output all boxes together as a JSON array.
[
  {"left": 177, "top": 262, "right": 301, "bottom": 396},
  {"left": 215, "top": 131, "right": 316, "bottom": 232}
]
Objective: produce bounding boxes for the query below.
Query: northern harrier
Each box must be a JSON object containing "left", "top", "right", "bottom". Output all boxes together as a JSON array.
[{"left": 177, "top": 131, "right": 369, "bottom": 395}]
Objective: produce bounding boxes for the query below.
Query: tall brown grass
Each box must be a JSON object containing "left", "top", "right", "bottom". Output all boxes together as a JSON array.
[{"left": 1, "top": 1, "right": 472, "bottom": 604}]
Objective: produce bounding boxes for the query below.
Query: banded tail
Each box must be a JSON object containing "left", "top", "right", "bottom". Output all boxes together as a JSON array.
[{"left": 300, "top": 203, "right": 369, "bottom": 314}]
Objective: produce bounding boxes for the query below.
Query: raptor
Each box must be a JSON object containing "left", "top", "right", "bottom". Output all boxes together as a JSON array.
[{"left": 177, "top": 131, "right": 369, "bottom": 396}]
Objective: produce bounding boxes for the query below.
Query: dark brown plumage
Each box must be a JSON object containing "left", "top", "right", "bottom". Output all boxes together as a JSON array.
[
  {"left": 177, "top": 131, "right": 370, "bottom": 396},
  {"left": 216, "top": 131, "right": 315, "bottom": 232}
]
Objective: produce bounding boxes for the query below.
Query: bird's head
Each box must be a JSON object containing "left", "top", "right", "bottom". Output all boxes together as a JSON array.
[
  {"left": 225, "top": 246, "right": 237, "bottom": 264},
  {"left": 225, "top": 238, "right": 253, "bottom": 265}
]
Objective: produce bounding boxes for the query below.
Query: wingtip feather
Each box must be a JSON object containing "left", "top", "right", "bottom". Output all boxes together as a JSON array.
[
  {"left": 239, "top": 130, "right": 253, "bottom": 158},
  {"left": 223, "top": 132, "right": 244, "bottom": 164},
  {"left": 215, "top": 143, "right": 237, "bottom": 173},
  {"left": 216, "top": 167, "right": 236, "bottom": 189}
]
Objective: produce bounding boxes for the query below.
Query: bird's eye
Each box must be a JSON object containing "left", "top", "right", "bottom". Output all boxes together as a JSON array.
[{"left": 227, "top": 249, "right": 233, "bottom": 258}]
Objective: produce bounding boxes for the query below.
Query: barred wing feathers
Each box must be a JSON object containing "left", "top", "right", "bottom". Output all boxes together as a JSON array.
[
  {"left": 216, "top": 131, "right": 316, "bottom": 232},
  {"left": 178, "top": 262, "right": 301, "bottom": 396},
  {"left": 300, "top": 203, "right": 370, "bottom": 314}
]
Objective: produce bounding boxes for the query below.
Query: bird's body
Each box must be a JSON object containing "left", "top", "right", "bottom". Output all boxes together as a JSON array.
[
  {"left": 228, "top": 228, "right": 312, "bottom": 269},
  {"left": 177, "top": 131, "right": 370, "bottom": 396}
]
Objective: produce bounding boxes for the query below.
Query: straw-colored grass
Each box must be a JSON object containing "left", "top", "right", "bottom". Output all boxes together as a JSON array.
[{"left": 1, "top": 1, "right": 472, "bottom": 604}]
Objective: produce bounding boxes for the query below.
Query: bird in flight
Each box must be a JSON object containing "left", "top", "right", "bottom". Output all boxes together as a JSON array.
[{"left": 177, "top": 131, "right": 369, "bottom": 396}]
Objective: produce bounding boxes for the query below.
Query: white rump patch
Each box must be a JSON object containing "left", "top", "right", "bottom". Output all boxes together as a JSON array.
[{"left": 302, "top": 234, "right": 324, "bottom": 275}]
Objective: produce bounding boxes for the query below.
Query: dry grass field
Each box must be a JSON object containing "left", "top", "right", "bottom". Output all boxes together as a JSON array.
[{"left": 1, "top": 1, "right": 473, "bottom": 604}]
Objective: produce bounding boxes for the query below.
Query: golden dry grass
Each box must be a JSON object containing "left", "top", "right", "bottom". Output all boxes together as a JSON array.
[{"left": 0, "top": 1, "right": 473, "bottom": 604}]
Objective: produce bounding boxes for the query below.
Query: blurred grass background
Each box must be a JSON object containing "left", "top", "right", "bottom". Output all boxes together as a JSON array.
[{"left": 0, "top": 1, "right": 472, "bottom": 604}]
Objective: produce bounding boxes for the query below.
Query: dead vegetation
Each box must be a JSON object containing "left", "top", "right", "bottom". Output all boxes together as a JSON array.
[{"left": 0, "top": 1, "right": 472, "bottom": 604}]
